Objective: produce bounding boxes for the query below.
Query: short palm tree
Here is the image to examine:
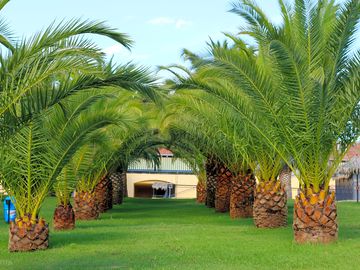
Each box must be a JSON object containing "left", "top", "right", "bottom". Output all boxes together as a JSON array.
[
  {"left": 1, "top": 96, "right": 122, "bottom": 251},
  {"left": 73, "top": 143, "right": 112, "bottom": 220},
  {"left": 164, "top": 91, "right": 255, "bottom": 215},
  {"left": 110, "top": 126, "right": 164, "bottom": 203},
  {"left": 176, "top": 66, "right": 288, "bottom": 226},
  {"left": 71, "top": 100, "right": 163, "bottom": 217},
  {"left": 164, "top": 134, "right": 207, "bottom": 204},
  {"left": 51, "top": 88, "right": 140, "bottom": 228},
  {"left": 0, "top": 9, "right": 160, "bottom": 250}
]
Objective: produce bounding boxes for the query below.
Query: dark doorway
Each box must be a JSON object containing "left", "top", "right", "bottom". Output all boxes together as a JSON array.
[
  {"left": 134, "top": 182, "right": 153, "bottom": 198},
  {"left": 153, "top": 188, "right": 166, "bottom": 198},
  {"left": 134, "top": 181, "right": 176, "bottom": 198}
]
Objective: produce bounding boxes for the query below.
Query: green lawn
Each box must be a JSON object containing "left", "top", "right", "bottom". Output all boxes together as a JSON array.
[{"left": 0, "top": 198, "right": 359, "bottom": 269}]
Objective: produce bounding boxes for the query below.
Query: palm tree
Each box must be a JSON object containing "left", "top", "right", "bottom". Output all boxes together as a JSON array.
[
  {"left": 163, "top": 43, "right": 261, "bottom": 216},
  {"left": 163, "top": 90, "right": 254, "bottom": 214},
  {"left": 176, "top": 0, "right": 359, "bottom": 242},
  {"left": 53, "top": 168, "right": 76, "bottom": 230},
  {"left": 164, "top": 135, "right": 207, "bottom": 204},
  {"left": 178, "top": 41, "right": 288, "bottom": 225},
  {"left": 110, "top": 127, "right": 164, "bottom": 204},
  {"left": 1, "top": 96, "right": 122, "bottom": 251},
  {"left": 73, "top": 142, "right": 112, "bottom": 220},
  {"left": 72, "top": 102, "right": 163, "bottom": 217},
  {"left": 196, "top": 169, "right": 207, "bottom": 203},
  {"left": 161, "top": 106, "right": 221, "bottom": 209},
  {"left": 230, "top": 169, "right": 255, "bottom": 219},
  {"left": 51, "top": 88, "right": 135, "bottom": 229},
  {"left": 73, "top": 145, "right": 107, "bottom": 220},
  {"left": 0, "top": 10, "right": 160, "bottom": 249}
]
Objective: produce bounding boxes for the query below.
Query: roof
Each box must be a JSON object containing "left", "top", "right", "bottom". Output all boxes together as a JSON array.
[
  {"left": 335, "top": 144, "right": 360, "bottom": 178},
  {"left": 335, "top": 156, "right": 360, "bottom": 177},
  {"left": 343, "top": 144, "right": 360, "bottom": 161},
  {"left": 158, "top": 148, "right": 173, "bottom": 156}
]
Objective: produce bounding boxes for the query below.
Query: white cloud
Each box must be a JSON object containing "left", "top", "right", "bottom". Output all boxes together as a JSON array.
[
  {"left": 147, "top": 17, "right": 192, "bottom": 29},
  {"left": 103, "top": 44, "right": 124, "bottom": 55},
  {"left": 103, "top": 44, "right": 150, "bottom": 61},
  {"left": 148, "top": 17, "right": 175, "bottom": 25},
  {"left": 175, "top": 19, "right": 192, "bottom": 29}
]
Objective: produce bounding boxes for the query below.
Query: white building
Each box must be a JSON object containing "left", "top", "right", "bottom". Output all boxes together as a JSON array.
[{"left": 127, "top": 149, "right": 198, "bottom": 199}]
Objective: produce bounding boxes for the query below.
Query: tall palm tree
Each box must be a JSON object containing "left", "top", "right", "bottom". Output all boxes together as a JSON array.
[{"left": 176, "top": 0, "right": 359, "bottom": 243}]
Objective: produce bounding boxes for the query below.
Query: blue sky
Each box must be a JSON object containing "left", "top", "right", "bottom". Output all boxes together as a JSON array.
[{"left": 2, "top": 0, "right": 357, "bottom": 73}]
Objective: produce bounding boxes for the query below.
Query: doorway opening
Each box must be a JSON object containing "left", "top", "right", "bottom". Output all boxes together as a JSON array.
[{"left": 134, "top": 181, "right": 175, "bottom": 198}]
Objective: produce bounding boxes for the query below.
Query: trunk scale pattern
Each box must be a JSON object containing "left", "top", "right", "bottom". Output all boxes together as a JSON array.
[
  {"left": 253, "top": 181, "right": 287, "bottom": 228},
  {"left": 293, "top": 190, "right": 338, "bottom": 243}
]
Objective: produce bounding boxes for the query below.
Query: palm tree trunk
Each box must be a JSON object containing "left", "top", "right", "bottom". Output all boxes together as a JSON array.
[
  {"left": 230, "top": 171, "right": 255, "bottom": 218},
  {"left": 9, "top": 216, "right": 49, "bottom": 252},
  {"left": 253, "top": 181, "right": 287, "bottom": 228},
  {"left": 53, "top": 203, "right": 75, "bottom": 230},
  {"left": 196, "top": 181, "right": 206, "bottom": 203},
  {"left": 95, "top": 176, "right": 112, "bottom": 213},
  {"left": 279, "top": 165, "right": 292, "bottom": 199},
  {"left": 293, "top": 190, "right": 338, "bottom": 243},
  {"left": 215, "top": 165, "right": 232, "bottom": 212},
  {"left": 122, "top": 171, "right": 128, "bottom": 197},
  {"left": 107, "top": 177, "right": 113, "bottom": 209},
  {"left": 110, "top": 172, "right": 123, "bottom": 205},
  {"left": 74, "top": 191, "right": 99, "bottom": 220},
  {"left": 205, "top": 158, "right": 218, "bottom": 208}
]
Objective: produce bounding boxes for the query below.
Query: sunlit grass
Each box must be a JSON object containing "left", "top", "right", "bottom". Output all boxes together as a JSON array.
[{"left": 0, "top": 198, "right": 359, "bottom": 269}]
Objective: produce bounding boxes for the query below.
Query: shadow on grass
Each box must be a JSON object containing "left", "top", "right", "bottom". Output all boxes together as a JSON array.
[{"left": 50, "top": 229, "right": 131, "bottom": 249}]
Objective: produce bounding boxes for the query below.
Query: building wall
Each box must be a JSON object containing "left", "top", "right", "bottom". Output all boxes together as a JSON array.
[
  {"left": 127, "top": 173, "right": 198, "bottom": 199},
  {"left": 127, "top": 172, "right": 337, "bottom": 200}
]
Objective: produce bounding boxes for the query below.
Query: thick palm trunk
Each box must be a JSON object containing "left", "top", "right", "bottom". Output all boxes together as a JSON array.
[
  {"left": 293, "top": 190, "right": 338, "bottom": 243},
  {"left": 122, "top": 171, "right": 128, "bottom": 197},
  {"left": 95, "top": 176, "right": 112, "bottom": 213},
  {"left": 110, "top": 172, "right": 123, "bottom": 205},
  {"left": 215, "top": 165, "right": 232, "bottom": 212},
  {"left": 196, "top": 181, "right": 206, "bottom": 203},
  {"left": 106, "top": 178, "right": 113, "bottom": 209},
  {"left": 279, "top": 165, "right": 292, "bottom": 199},
  {"left": 9, "top": 217, "right": 49, "bottom": 252},
  {"left": 205, "top": 158, "right": 218, "bottom": 208},
  {"left": 253, "top": 181, "right": 287, "bottom": 228},
  {"left": 53, "top": 203, "right": 75, "bottom": 230},
  {"left": 74, "top": 191, "right": 99, "bottom": 220},
  {"left": 230, "top": 172, "right": 255, "bottom": 218}
]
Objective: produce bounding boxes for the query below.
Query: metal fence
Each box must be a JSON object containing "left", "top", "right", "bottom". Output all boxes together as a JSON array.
[{"left": 128, "top": 157, "right": 193, "bottom": 174}]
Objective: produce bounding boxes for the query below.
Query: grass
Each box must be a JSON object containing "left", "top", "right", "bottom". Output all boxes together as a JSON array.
[{"left": 0, "top": 198, "right": 359, "bottom": 270}]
